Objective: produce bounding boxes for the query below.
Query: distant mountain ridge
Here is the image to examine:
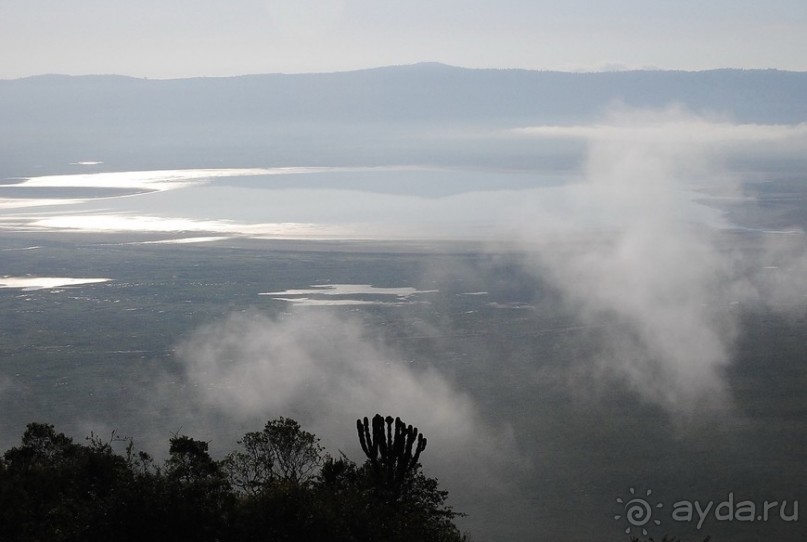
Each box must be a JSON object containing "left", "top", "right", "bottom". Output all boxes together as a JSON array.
[
  {"left": 2, "top": 63, "right": 806, "bottom": 177},
  {"left": 3, "top": 63, "right": 807, "bottom": 126}
]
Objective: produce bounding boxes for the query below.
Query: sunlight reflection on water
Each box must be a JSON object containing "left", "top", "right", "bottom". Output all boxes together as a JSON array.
[
  {"left": 0, "top": 277, "right": 111, "bottom": 290},
  {"left": 0, "top": 166, "right": 726, "bottom": 241}
]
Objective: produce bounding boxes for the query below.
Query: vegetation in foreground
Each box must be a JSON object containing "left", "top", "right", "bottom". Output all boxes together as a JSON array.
[{"left": 0, "top": 415, "right": 466, "bottom": 542}]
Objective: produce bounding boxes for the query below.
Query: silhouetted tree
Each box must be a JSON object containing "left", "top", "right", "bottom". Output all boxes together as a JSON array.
[
  {"left": 357, "top": 414, "right": 427, "bottom": 500},
  {"left": 163, "top": 434, "right": 232, "bottom": 540},
  {"left": 166, "top": 435, "right": 220, "bottom": 482},
  {"left": 0, "top": 418, "right": 467, "bottom": 542},
  {"left": 224, "top": 417, "right": 323, "bottom": 494},
  {"left": 0, "top": 423, "right": 137, "bottom": 541}
]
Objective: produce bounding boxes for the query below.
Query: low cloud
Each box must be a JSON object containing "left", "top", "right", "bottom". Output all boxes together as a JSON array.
[
  {"left": 512, "top": 107, "right": 807, "bottom": 420},
  {"left": 512, "top": 107, "right": 807, "bottom": 145},
  {"left": 175, "top": 308, "right": 523, "bottom": 491},
  {"left": 741, "top": 234, "right": 807, "bottom": 312}
]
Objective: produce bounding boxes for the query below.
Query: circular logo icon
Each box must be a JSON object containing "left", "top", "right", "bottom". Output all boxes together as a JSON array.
[{"left": 614, "top": 487, "right": 663, "bottom": 535}]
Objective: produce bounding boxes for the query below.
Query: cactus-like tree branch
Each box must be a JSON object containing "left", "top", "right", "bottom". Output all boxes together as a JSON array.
[{"left": 356, "top": 414, "right": 428, "bottom": 500}]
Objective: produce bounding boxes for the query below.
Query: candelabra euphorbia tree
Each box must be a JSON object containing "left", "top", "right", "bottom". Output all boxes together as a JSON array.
[{"left": 356, "top": 414, "right": 427, "bottom": 500}]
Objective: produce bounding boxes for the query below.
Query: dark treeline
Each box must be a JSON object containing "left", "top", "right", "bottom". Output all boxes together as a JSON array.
[
  {"left": 0, "top": 415, "right": 467, "bottom": 542},
  {"left": 0, "top": 416, "right": 715, "bottom": 542}
]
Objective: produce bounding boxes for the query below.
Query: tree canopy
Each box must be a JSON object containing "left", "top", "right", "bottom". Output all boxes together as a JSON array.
[{"left": 0, "top": 417, "right": 467, "bottom": 542}]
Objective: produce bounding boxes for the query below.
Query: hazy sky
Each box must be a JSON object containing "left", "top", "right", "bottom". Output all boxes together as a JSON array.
[{"left": 2, "top": 0, "right": 806, "bottom": 78}]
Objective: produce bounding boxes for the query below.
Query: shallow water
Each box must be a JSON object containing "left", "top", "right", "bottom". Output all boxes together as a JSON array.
[
  {"left": 0, "top": 276, "right": 111, "bottom": 290},
  {"left": 0, "top": 166, "right": 726, "bottom": 241}
]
